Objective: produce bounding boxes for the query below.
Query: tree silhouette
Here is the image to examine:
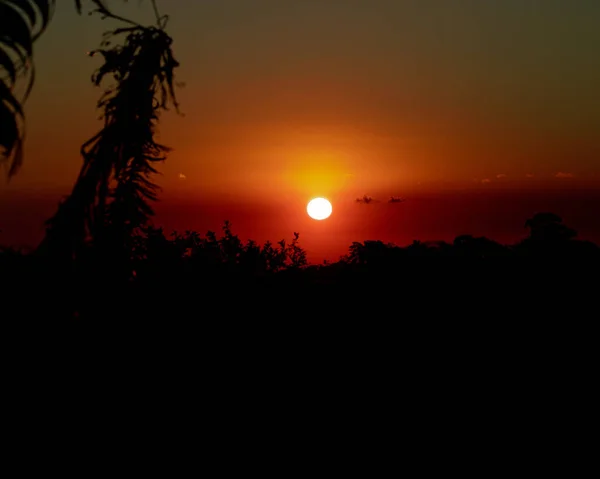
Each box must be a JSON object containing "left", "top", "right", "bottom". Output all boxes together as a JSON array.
[
  {"left": 524, "top": 213, "right": 577, "bottom": 242},
  {"left": 288, "top": 232, "right": 308, "bottom": 268},
  {"left": 3, "top": 210, "right": 600, "bottom": 322},
  {"left": 38, "top": 1, "right": 179, "bottom": 267}
]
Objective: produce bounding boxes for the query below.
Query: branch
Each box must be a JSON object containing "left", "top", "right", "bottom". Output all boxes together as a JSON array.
[
  {"left": 76, "top": 0, "right": 142, "bottom": 27},
  {"left": 151, "top": 0, "right": 160, "bottom": 26}
]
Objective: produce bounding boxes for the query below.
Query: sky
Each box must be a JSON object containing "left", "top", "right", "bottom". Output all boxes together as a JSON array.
[{"left": 1, "top": 0, "right": 600, "bottom": 259}]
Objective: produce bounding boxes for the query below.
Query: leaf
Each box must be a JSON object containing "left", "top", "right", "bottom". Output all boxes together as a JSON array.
[
  {"left": 31, "top": 1, "right": 55, "bottom": 40},
  {"left": 0, "top": 47, "right": 17, "bottom": 84},
  {"left": 12, "top": 0, "right": 38, "bottom": 28},
  {"left": 32, "top": 0, "right": 54, "bottom": 29},
  {"left": 0, "top": 72, "right": 24, "bottom": 172},
  {"left": 0, "top": 99, "right": 19, "bottom": 151},
  {"left": 0, "top": 2, "right": 34, "bottom": 58},
  {"left": 0, "top": 0, "right": 56, "bottom": 176},
  {"left": 0, "top": 76, "right": 23, "bottom": 119}
]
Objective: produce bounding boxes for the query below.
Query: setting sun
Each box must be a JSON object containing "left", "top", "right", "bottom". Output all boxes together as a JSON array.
[{"left": 307, "top": 197, "right": 333, "bottom": 220}]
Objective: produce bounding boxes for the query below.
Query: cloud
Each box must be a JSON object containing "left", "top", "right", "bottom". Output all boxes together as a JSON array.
[
  {"left": 388, "top": 196, "right": 405, "bottom": 203},
  {"left": 496, "top": 174, "right": 507, "bottom": 179},
  {"left": 555, "top": 172, "right": 574, "bottom": 179},
  {"left": 481, "top": 178, "right": 491, "bottom": 184},
  {"left": 356, "top": 195, "right": 378, "bottom": 204},
  {"left": 525, "top": 173, "right": 535, "bottom": 178},
  {"left": 178, "top": 173, "right": 187, "bottom": 180}
]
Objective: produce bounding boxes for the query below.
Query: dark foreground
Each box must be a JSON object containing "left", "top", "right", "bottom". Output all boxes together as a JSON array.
[{"left": 3, "top": 216, "right": 596, "bottom": 422}]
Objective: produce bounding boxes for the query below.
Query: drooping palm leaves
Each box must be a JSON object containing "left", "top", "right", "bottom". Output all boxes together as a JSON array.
[
  {"left": 0, "top": 0, "right": 54, "bottom": 177},
  {"left": 0, "top": 1, "right": 134, "bottom": 177},
  {"left": 40, "top": 1, "right": 179, "bottom": 262}
]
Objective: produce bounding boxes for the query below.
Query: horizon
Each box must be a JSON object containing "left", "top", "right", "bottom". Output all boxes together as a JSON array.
[{"left": 3, "top": 186, "right": 600, "bottom": 262}]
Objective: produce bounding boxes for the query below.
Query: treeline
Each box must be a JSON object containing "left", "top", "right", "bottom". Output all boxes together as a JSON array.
[{"left": 1, "top": 212, "right": 598, "bottom": 323}]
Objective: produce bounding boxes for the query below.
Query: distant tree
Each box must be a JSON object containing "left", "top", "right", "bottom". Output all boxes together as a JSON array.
[
  {"left": 524, "top": 213, "right": 577, "bottom": 242},
  {"left": 405, "top": 239, "right": 429, "bottom": 256},
  {"left": 346, "top": 240, "right": 395, "bottom": 265},
  {"left": 346, "top": 242, "right": 366, "bottom": 264},
  {"left": 263, "top": 239, "right": 288, "bottom": 272},
  {"left": 287, "top": 232, "right": 307, "bottom": 268},
  {"left": 219, "top": 221, "right": 243, "bottom": 264},
  {"left": 239, "top": 239, "right": 265, "bottom": 275}
]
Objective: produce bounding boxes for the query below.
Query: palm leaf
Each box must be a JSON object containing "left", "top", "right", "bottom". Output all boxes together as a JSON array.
[
  {"left": 0, "top": 0, "right": 132, "bottom": 178},
  {"left": 0, "top": 0, "right": 54, "bottom": 176}
]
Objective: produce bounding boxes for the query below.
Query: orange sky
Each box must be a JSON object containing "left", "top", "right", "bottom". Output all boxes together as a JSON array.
[{"left": 1, "top": 1, "right": 600, "bottom": 259}]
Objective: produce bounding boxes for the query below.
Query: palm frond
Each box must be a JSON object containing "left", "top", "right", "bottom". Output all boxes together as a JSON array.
[
  {"left": 0, "top": 0, "right": 55, "bottom": 177},
  {"left": 0, "top": 1, "right": 138, "bottom": 178}
]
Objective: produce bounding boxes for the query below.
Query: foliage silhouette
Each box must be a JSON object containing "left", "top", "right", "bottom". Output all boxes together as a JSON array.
[
  {"left": 2, "top": 213, "right": 599, "bottom": 322},
  {"left": 524, "top": 213, "right": 577, "bottom": 242},
  {"left": 0, "top": 1, "right": 135, "bottom": 177},
  {"left": 0, "top": 0, "right": 53, "bottom": 176},
  {"left": 38, "top": 0, "right": 179, "bottom": 270}
]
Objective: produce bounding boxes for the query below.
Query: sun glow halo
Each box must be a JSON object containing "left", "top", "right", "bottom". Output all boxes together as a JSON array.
[{"left": 307, "top": 197, "right": 333, "bottom": 220}]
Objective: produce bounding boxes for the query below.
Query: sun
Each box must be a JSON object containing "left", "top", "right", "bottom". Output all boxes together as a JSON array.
[{"left": 307, "top": 197, "right": 332, "bottom": 220}]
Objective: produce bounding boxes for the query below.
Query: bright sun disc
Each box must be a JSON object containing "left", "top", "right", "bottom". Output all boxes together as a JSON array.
[{"left": 307, "top": 197, "right": 332, "bottom": 220}]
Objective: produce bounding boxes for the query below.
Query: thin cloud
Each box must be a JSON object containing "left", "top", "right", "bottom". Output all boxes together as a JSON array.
[
  {"left": 496, "top": 174, "right": 507, "bottom": 179},
  {"left": 525, "top": 173, "right": 535, "bottom": 178},
  {"left": 481, "top": 178, "right": 491, "bottom": 184},
  {"left": 179, "top": 173, "right": 187, "bottom": 180},
  {"left": 555, "top": 172, "right": 574, "bottom": 179},
  {"left": 356, "top": 195, "right": 378, "bottom": 204}
]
